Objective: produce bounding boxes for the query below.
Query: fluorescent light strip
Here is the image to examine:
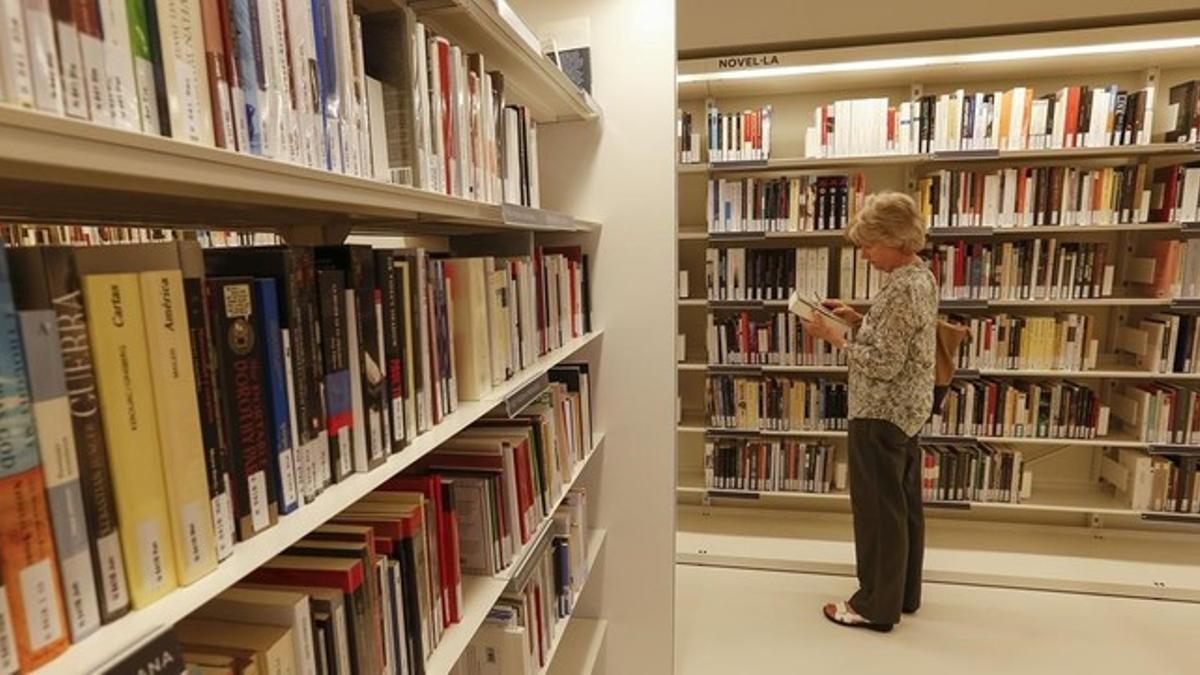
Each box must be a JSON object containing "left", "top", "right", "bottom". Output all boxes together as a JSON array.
[{"left": 678, "top": 36, "right": 1200, "bottom": 83}]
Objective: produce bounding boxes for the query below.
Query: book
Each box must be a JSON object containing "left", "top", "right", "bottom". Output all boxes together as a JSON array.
[
  {"left": 254, "top": 278, "right": 300, "bottom": 516},
  {"left": 444, "top": 258, "right": 493, "bottom": 401},
  {"left": 74, "top": 247, "right": 180, "bottom": 609},
  {"left": 786, "top": 290, "right": 850, "bottom": 341},
  {"left": 137, "top": 248, "right": 220, "bottom": 585},
  {"left": 101, "top": 624, "right": 188, "bottom": 675},
  {"left": 205, "top": 276, "right": 279, "bottom": 540},
  {"left": 177, "top": 242, "right": 236, "bottom": 561},
  {"left": 126, "top": 0, "right": 164, "bottom": 133},
  {"left": 0, "top": 0, "right": 35, "bottom": 108},
  {"left": 0, "top": 246, "right": 70, "bottom": 670},
  {"left": 193, "top": 586, "right": 318, "bottom": 675},
  {"left": 50, "top": 0, "right": 89, "bottom": 118},
  {"left": 8, "top": 248, "right": 102, "bottom": 641},
  {"left": 153, "top": 0, "right": 214, "bottom": 143},
  {"left": 316, "top": 268, "right": 354, "bottom": 482},
  {"left": 175, "top": 617, "right": 298, "bottom": 675},
  {"left": 33, "top": 247, "right": 132, "bottom": 623}
]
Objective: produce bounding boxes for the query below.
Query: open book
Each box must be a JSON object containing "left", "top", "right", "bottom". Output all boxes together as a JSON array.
[{"left": 787, "top": 290, "right": 852, "bottom": 340}]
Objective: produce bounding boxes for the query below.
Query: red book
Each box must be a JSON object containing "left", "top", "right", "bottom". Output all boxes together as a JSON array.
[
  {"left": 379, "top": 475, "right": 462, "bottom": 625},
  {"left": 1064, "top": 87, "right": 1081, "bottom": 148}
]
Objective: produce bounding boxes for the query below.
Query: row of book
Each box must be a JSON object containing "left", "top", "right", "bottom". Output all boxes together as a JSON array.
[
  {"left": 705, "top": 174, "right": 866, "bottom": 233},
  {"left": 918, "top": 164, "right": 1154, "bottom": 229},
  {"left": 704, "top": 247, "right": 831, "bottom": 302},
  {"left": 702, "top": 439, "right": 843, "bottom": 494},
  {"left": 706, "top": 102, "right": 773, "bottom": 163},
  {"left": 802, "top": 83, "right": 1158, "bottom": 158},
  {"left": 0, "top": 0, "right": 544, "bottom": 207},
  {"left": 1113, "top": 384, "right": 1200, "bottom": 445},
  {"left": 706, "top": 376, "right": 848, "bottom": 432},
  {"left": 929, "top": 239, "right": 1115, "bottom": 301},
  {"left": 1130, "top": 239, "right": 1200, "bottom": 300},
  {"left": 836, "top": 246, "right": 890, "bottom": 301},
  {"left": 921, "top": 444, "right": 1029, "bottom": 504},
  {"left": 952, "top": 313, "right": 1101, "bottom": 373},
  {"left": 706, "top": 311, "right": 845, "bottom": 367},
  {"left": 1116, "top": 313, "right": 1200, "bottom": 375},
  {"left": 926, "top": 379, "right": 1110, "bottom": 440},
  {"left": 1102, "top": 449, "right": 1200, "bottom": 514},
  {"left": 146, "top": 385, "right": 590, "bottom": 675},
  {"left": 678, "top": 109, "right": 701, "bottom": 163},
  {"left": 454, "top": 490, "right": 591, "bottom": 675},
  {"left": 0, "top": 238, "right": 590, "bottom": 672}
]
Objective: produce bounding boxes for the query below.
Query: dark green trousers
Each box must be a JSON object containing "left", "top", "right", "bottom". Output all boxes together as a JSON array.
[{"left": 847, "top": 418, "right": 924, "bottom": 624}]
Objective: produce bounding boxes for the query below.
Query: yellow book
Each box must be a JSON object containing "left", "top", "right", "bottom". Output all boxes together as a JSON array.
[
  {"left": 79, "top": 271, "right": 178, "bottom": 608},
  {"left": 139, "top": 268, "right": 219, "bottom": 585}
]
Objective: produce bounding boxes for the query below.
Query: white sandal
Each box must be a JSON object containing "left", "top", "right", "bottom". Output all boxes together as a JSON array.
[{"left": 822, "top": 601, "right": 893, "bottom": 632}]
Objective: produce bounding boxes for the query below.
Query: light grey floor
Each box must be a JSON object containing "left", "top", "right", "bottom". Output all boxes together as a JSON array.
[{"left": 675, "top": 564, "right": 1200, "bottom": 675}]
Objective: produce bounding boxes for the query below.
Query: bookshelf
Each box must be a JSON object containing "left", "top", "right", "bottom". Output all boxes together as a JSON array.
[
  {"left": 676, "top": 20, "right": 1200, "bottom": 601},
  {"left": 0, "top": 0, "right": 677, "bottom": 672}
]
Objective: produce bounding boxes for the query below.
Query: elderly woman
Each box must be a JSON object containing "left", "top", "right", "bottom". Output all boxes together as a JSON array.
[{"left": 802, "top": 191, "right": 937, "bottom": 633}]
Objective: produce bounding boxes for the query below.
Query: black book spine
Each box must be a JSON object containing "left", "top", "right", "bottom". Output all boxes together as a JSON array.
[
  {"left": 142, "top": 0, "right": 172, "bottom": 136},
  {"left": 375, "top": 250, "right": 406, "bottom": 454},
  {"left": 180, "top": 266, "right": 235, "bottom": 562},
  {"left": 580, "top": 254, "right": 592, "bottom": 334},
  {"left": 41, "top": 246, "right": 130, "bottom": 623},
  {"left": 206, "top": 277, "right": 278, "bottom": 540},
  {"left": 297, "top": 249, "right": 331, "bottom": 490},
  {"left": 316, "top": 269, "right": 353, "bottom": 482},
  {"left": 349, "top": 247, "right": 387, "bottom": 467},
  {"left": 103, "top": 626, "right": 187, "bottom": 675}
]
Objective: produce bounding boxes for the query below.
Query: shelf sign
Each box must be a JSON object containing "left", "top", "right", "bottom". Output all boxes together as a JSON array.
[{"left": 717, "top": 54, "right": 782, "bottom": 70}]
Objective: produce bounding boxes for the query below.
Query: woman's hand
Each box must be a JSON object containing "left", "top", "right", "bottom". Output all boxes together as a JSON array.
[
  {"left": 822, "top": 299, "right": 863, "bottom": 328},
  {"left": 802, "top": 313, "right": 848, "bottom": 350}
]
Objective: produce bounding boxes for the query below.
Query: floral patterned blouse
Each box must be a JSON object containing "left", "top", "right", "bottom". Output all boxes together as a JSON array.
[{"left": 845, "top": 260, "right": 937, "bottom": 437}]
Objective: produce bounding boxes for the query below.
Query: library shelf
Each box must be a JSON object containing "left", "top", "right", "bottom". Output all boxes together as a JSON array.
[
  {"left": 547, "top": 618, "right": 608, "bottom": 675},
  {"left": 679, "top": 297, "right": 1180, "bottom": 310},
  {"left": 679, "top": 361, "right": 1200, "bottom": 380},
  {"left": 406, "top": 0, "right": 600, "bottom": 123},
  {"left": 425, "top": 528, "right": 608, "bottom": 675},
  {"left": 677, "top": 143, "right": 1200, "bottom": 176},
  {"left": 42, "top": 330, "right": 602, "bottom": 675},
  {"left": 677, "top": 478, "right": 1143, "bottom": 518},
  {"left": 684, "top": 222, "right": 1193, "bottom": 242},
  {"left": 535, "top": 529, "right": 608, "bottom": 675},
  {"left": 675, "top": 508, "right": 1200, "bottom": 602},
  {"left": 678, "top": 424, "right": 1155, "bottom": 448},
  {"left": 0, "top": 106, "right": 599, "bottom": 238}
]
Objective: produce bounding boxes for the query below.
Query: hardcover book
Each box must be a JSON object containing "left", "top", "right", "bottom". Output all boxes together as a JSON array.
[
  {"left": 0, "top": 247, "right": 70, "bottom": 670},
  {"left": 75, "top": 247, "right": 179, "bottom": 609},
  {"left": 8, "top": 248, "right": 102, "bottom": 641}
]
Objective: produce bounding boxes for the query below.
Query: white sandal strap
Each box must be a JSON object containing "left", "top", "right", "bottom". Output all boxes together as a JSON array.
[{"left": 832, "top": 601, "right": 869, "bottom": 624}]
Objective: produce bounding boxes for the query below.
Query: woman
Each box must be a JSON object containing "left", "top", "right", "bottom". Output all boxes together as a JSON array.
[{"left": 802, "top": 191, "right": 937, "bottom": 633}]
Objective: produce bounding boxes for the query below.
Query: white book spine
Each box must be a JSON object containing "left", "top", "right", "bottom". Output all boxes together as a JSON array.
[
  {"left": 23, "top": 0, "right": 65, "bottom": 114},
  {"left": 156, "top": 0, "right": 214, "bottom": 144},
  {"left": 53, "top": 9, "right": 89, "bottom": 118},
  {"left": 0, "top": 0, "right": 34, "bottom": 107}
]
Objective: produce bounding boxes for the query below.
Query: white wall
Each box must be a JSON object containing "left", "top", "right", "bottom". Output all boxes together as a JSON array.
[
  {"left": 513, "top": 0, "right": 678, "bottom": 672},
  {"left": 679, "top": 0, "right": 1200, "bottom": 53}
]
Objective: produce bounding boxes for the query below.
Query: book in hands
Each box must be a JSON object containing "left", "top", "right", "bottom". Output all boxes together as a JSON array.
[{"left": 787, "top": 291, "right": 851, "bottom": 340}]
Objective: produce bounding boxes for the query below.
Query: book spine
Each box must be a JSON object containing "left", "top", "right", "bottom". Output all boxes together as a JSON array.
[
  {"left": 294, "top": 249, "right": 331, "bottom": 492},
  {"left": 376, "top": 252, "right": 406, "bottom": 454},
  {"left": 0, "top": 251, "right": 70, "bottom": 671},
  {"left": 97, "top": 0, "right": 141, "bottom": 130},
  {"left": 73, "top": 0, "right": 109, "bottom": 126},
  {"left": 81, "top": 271, "right": 179, "bottom": 608},
  {"left": 24, "top": 0, "right": 66, "bottom": 113},
  {"left": 181, "top": 274, "right": 236, "bottom": 561},
  {"left": 0, "top": 0, "right": 35, "bottom": 108},
  {"left": 253, "top": 278, "right": 300, "bottom": 515},
  {"left": 207, "top": 277, "right": 278, "bottom": 540},
  {"left": 126, "top": 0, "right": 165, "bottom": 133},
  {"left": 154, "top": 0, "right": 215, "bottom": 144},
  {"left": 228, "top": 0, "right": 263, "bottom": 153},
  {"left": 16, "top": 303, "right": 101, "bottom": 641},
  {"left": 42, "top": 248, "right": 130, "bottom": 622},
  {"left": 138, "top": 269, "right": 219, "bottom": 584},
  {"left": 50, "top": 0, "right": 90, "bottom": 118},
  {"left": 350, "top": 249, "right": 386, "bottom": 468},
  {"left": 198, "top": 0, "right": 235, "bottom": 147},
  {"left": 317, "top": 269, "right": 353, "bottom": 482}
]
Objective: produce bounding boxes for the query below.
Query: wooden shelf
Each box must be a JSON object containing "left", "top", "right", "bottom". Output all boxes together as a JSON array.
[
  {"left": 0, "top": 106, "right": 599, "bottom": 238},
  {"left": 42, "top": 331, "right": 602, "bottom": 675},
  {"left": 408, "top": 0, "right": 600, "bottom": 123},
  {"left": 677, "top": 143, "right": 1200, "bottom": 176}
]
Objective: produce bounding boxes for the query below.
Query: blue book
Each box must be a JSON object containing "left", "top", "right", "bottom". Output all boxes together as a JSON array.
[
  {"left": 254, "top": 278, "right": 298, "bottom": 514},
  {"left": 311, "top": 0, "right": 338, "bottom": 170},
  {"left": 231, "top": 0, "right": 264, "bottom": 154}
]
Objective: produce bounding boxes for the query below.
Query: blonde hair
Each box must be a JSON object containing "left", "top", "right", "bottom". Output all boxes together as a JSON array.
[{"left": 847, "top": 191, "right": 926, "bottom": 254}]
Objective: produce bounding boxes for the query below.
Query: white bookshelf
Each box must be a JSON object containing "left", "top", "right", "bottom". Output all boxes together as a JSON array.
[
  {"left": 675, "top": 19, "right": 1200, "bottom": 600},
  {"left": 9, "top": 0, "right": 678, "bottom": 671}
]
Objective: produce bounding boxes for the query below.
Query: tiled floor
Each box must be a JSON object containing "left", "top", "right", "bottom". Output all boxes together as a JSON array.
[{"left": 675, "top": 564, "right": 1200, "bottom": 675}]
